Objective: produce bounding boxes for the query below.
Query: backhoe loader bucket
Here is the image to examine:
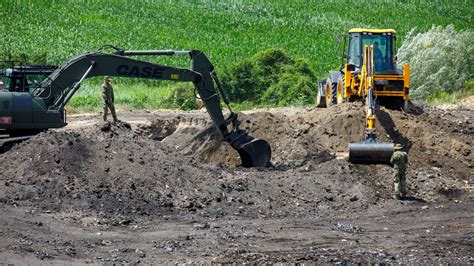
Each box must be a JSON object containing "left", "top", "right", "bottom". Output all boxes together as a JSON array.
[
  {"left": 348, "top": 140, "right": 394, "bottom": 164},
  {"left": 228, "top": 131, "right": 271, "bottom": 167}
]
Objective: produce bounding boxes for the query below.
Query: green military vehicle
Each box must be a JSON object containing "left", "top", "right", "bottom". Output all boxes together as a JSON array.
[{"left": 0, "top": 64, "right": 57, "bottom": 132}]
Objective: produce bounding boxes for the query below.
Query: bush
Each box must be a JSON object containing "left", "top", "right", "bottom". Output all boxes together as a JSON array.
[
  {"left": 397, "top": 25, "right": 473, "bottom": 99},
  {"left": 221, "top": 48, "right": 316, "bottom": 106},
  {"left": 161, "top": 83, "right": 198, "bottom": 110}
]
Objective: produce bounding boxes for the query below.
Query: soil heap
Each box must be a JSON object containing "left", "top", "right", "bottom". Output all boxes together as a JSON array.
[{"left": 1, "top": 102, "right": 471, "bottom": 224}]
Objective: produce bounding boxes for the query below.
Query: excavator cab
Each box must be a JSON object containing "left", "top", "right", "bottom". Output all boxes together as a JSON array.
[{"left": 0, "top": 65, "right": 57, "bottom": 93}]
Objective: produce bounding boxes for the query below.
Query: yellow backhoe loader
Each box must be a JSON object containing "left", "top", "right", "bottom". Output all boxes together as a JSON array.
[{"left": 317, "top": 28, "right": 410, "bottom": 164}]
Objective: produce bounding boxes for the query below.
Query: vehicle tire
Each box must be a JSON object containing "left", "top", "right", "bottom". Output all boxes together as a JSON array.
[
  {"left": 316, "top": 84, "right": 327, "bottom": 108},
  {"left": 326, "top": 78, "right": 337, "bottom": 106},
  {"left": 336, "top": 77, "right": 346, "bottom": 104}
]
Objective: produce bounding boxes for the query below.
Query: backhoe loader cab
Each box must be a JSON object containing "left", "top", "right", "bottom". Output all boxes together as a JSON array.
[
  {"left": 316, "top": 28, "right": 410, "bottom": 111},
  {"left": 347, "top": 29, "right": 396, "bottom": 73}
]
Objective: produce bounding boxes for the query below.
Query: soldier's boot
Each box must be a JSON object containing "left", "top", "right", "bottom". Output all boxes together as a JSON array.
[{"left": 103, "top": 106, "right": 108, "bottom": 121}]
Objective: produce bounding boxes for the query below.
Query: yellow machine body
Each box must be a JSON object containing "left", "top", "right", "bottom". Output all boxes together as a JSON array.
[
  {"left": 316, "top": 28, "right": 409, "bottom": 164},
  {"left": 341, "top": 29, "right": 410, "bottom": 106}
]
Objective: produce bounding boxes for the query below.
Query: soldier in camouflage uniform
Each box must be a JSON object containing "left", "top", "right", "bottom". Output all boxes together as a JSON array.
[
  {"left": 102, "top": 76, "right": 118, "bottom": 122},
  {"left": 390, "top": 144, "right": 408, "bottom": 199}
]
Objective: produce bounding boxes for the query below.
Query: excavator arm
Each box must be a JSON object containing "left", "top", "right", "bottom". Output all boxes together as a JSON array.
[{"left": 28, "top": 47, "right": 272, "bottom": 167}]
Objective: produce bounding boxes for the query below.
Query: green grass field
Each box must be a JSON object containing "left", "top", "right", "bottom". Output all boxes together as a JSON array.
[
  {"left": 66, "top": 83, "right": 173, "bottom": 113},
  {"left": 1, "top": 0, "right": 472, "bottom": 110}
]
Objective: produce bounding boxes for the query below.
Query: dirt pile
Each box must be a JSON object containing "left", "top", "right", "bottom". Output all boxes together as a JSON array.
[
  {"left": 0, "top": 121, "right": 379, "bottom": 224},
  {"left": 1, "top": 102, "right": 471, "bottom": 222},
  {"left": 0, "top": 102, "right": 472, "bottom": 263},
  {"left": 182, "top": 103, "right": 472, "bottom": 202},
  {"left": 1, "top": 121, "right": 215, "bottom": 219}
]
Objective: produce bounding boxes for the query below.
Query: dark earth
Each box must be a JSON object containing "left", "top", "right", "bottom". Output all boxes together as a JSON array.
[{"left": 0, "top": 101, "right": 472, "bottom": 264}]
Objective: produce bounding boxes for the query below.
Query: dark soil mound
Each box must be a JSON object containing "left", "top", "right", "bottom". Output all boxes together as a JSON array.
[{"left": 0, "top": 103, "right": 472, "bottom": 224}]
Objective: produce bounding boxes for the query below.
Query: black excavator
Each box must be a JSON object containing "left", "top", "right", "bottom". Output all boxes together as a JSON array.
[{"left": 0, "top": 46, "right": 271, "bottom": 167}]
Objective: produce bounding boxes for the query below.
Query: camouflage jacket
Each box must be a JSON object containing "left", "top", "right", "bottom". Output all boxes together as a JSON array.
[{"left": 390, "top": 151, "right": 408, "bottom": 171}]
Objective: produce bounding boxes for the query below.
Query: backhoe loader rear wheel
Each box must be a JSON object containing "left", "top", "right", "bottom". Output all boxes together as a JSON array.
[
  {"left": 326, "top": 78, "right": 337, "bottom": 106},
  {"left": 316, "top": 85, "right": 327, "bottom": 108}
]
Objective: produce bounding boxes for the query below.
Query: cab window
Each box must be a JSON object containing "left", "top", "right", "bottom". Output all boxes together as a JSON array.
[
  {"left": 361, "top": 33, "right": 393, "bottom": 72},
  {"left": 348, "top": 33, "right": 361, "bottom": 67}
]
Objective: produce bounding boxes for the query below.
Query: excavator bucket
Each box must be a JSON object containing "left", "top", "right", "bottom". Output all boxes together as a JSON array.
[
  {"left": 228, "top": 132, "right": 271, "bottom": 167},
  {"left": 236, "top": 139, "right": 272, "bottom": 167},
  {"left": 348, "top": 140, "right": 394, "bottom": 164}
]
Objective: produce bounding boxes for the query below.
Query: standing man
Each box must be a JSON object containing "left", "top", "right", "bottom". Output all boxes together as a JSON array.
[
  {"left": 102, "top": 76, "right": 118, "bottom": 122},
  {"left": 390, "top": 144, "right": 408, "bottom": 199}
]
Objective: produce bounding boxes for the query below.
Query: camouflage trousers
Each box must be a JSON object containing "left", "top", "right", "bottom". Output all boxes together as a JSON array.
[
  {"left": 393, "top": 171, "right": 406, "bottom": 198},
  {"left": 103, "top": 101, "right": 117, "bottom": 122}
]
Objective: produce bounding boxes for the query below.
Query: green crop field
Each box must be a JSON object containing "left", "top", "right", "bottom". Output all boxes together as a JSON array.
[{"left": 0, "top": 0, "right": 472, "bottom": 110}]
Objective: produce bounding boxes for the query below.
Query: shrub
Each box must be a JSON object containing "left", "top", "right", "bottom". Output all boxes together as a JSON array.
[
  {"left": 221, "top": 48, "right": 316, "bottom": 106},
  {"left": 161, "top": 83, "right": 198, "bottom": 110},
  {"left": 220, "top": 59, "right": 262, "bottom": 102},
  {"left": 397, "top": 25, "right": 473, "bottom": 99}
]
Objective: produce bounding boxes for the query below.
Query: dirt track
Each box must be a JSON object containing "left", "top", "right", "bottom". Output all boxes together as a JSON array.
[{"left": 0, "top": 102, "right": 473, "bottom": 264}]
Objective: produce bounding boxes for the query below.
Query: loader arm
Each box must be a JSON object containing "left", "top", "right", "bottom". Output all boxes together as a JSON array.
[
  {"left": 348, "top": 45, "right": 394, "bottom": 164},
  {"left": 32, "top": 48, "right": 271, "bottom": 167}
]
